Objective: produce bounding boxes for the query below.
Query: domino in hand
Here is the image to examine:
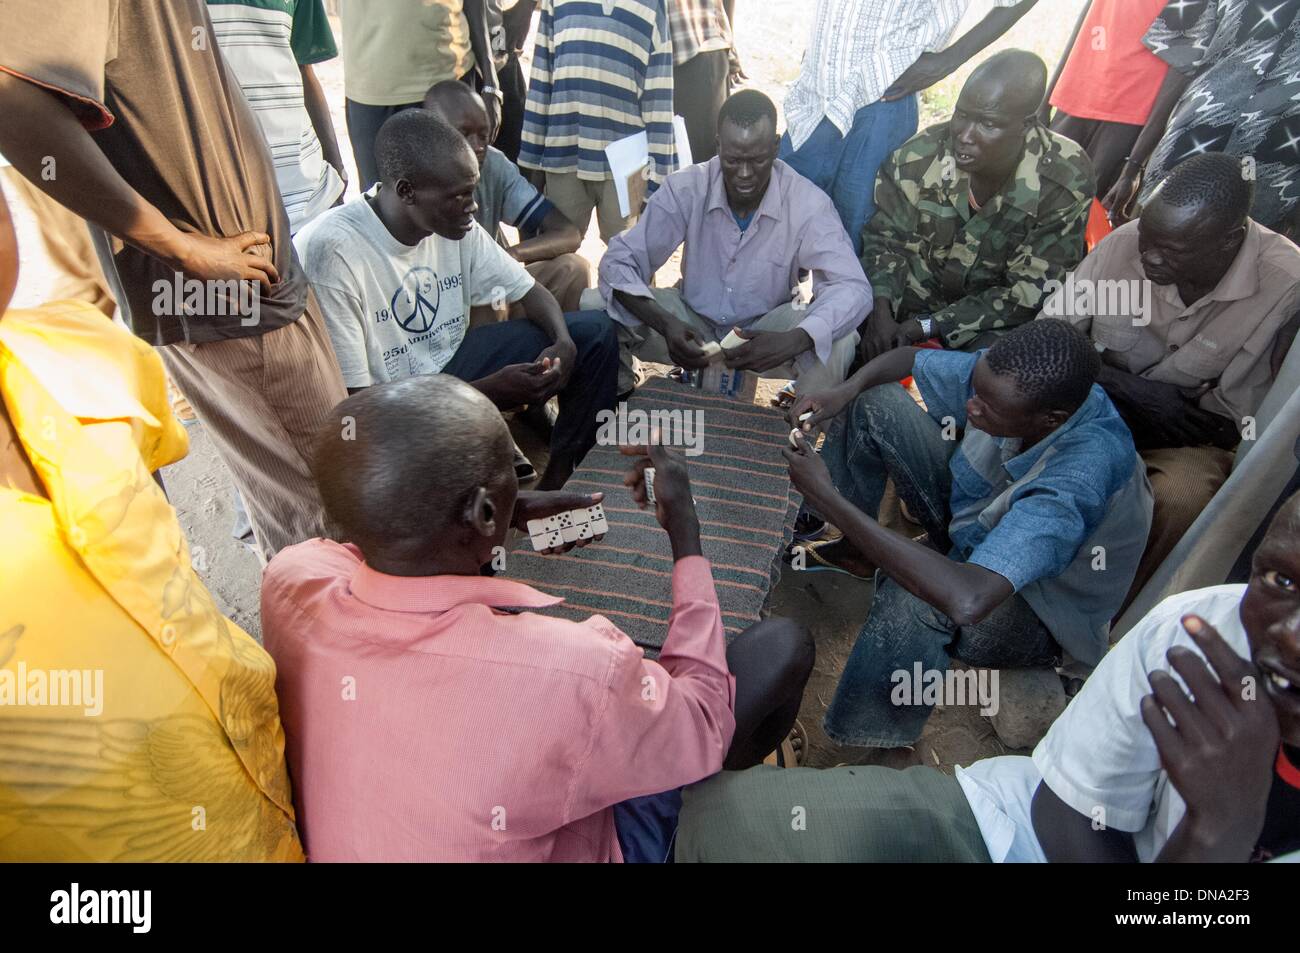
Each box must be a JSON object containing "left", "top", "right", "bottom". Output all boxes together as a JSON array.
[
  {"left": 644, "top": 467, "right": 656, "bottom": 504},
  {"left": 720, "top": 329, "right": 747, "bottom": 351},
  {"left": 790, "top": 411, "right": 816, "bottom": 450},
  {"left": 699, "top": 341, "right": 724, "bottom": 364},
  {"left": 527, "top": 503, "right": 608, "bottom": 551}
]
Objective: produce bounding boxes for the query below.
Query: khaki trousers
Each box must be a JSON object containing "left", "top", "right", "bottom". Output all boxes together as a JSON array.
[
  {"left": 527, "top": 253, "right": 591, "bottom": 313},
  {"left": 159, "top": 291, "right": 348, "bottom": 561},
  {"left": 615, "top": 287, "right": 859, "bottom": 396},
  {"left": 1121, "top": 444, "right": 1235, "bottom": 616},
  {"left": 544, "top": 171, "right": 630, "bottom": 242}
]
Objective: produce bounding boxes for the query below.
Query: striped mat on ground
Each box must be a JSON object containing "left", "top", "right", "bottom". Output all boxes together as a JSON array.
[{"left": 507, "top": 375, "right": 799, "bottom": 652}]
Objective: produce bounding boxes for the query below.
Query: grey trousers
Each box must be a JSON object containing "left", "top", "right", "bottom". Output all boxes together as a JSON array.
[
  {"left": 613, "top": 288, "right": 859, "bottom": 396},
  {"left": 676, "top": 763, "right": 991, "bottom": 862}
]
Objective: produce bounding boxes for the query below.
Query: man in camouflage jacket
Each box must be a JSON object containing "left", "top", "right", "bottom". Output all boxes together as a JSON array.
[{"left": 859, "top": 50, "right": 1096, "bottom": 358}]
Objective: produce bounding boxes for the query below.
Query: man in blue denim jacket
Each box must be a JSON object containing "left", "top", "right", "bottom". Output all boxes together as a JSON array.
[{"left": 785, "top": 319, "right": 1153, "bottom": 748}]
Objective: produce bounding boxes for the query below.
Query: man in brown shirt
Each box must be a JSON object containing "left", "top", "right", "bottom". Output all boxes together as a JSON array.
[
  {"left": 1042, "top": 153, "right": 1300, "bottom": 606},
  {"left": 0, "top": 0, "right": 348, "bottom": 559}
]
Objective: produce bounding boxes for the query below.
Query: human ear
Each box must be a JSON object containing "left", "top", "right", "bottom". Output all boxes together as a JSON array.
[{"left": 464, "top": 486, "right": 497, "bottom": 537}]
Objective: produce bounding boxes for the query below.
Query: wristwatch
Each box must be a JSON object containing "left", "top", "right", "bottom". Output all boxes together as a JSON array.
[
  {"left": 917, "top": 316, "right": 935, "bottom": 339},
  {"left": 481, "top": 84, "right": 504, "bottom": 103}
]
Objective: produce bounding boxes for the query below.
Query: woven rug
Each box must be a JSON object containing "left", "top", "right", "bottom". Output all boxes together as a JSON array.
[{"left": 507, "top": 375, "right": 799, "bottom": 652}]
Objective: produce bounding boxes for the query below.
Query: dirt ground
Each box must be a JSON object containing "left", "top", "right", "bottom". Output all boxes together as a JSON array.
[{"left": 3, "top": 0, "right": 1088, "bottom": 770}]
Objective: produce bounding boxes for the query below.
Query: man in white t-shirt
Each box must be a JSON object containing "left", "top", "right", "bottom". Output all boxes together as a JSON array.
[
  {"left": 296, "top": 109, "right": 618, "bottom": 490},
  {"left": 674, "top": 492, "right": 1300, "bottom": 863}
]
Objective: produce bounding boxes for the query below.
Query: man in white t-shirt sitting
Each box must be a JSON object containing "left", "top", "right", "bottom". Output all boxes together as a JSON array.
[
  {"left": 673, "top": 491, "right": 1300, "bottom": 863},
  {"left": 296, "top": 109, "right": 619, "bottom": 490}
]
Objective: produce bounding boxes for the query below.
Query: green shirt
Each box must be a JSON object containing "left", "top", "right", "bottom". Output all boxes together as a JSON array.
[{"left": 862, "top": 121, "right": 1095, "bottom": 349}]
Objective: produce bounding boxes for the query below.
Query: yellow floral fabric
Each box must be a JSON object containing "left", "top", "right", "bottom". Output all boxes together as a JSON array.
[{"left": 0, "top": 301, "right": 303, "bottom": 861}]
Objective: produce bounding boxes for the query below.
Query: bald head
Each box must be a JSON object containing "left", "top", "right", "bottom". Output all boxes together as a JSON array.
[
  {"left": 422, "top": 80, "right": 492, "bottom": 168},
  {"left": 423, "top": 79, "right": 485, "bottom": 118},
  {"left": 314, "top": 375, "right": 515, "bottom": 566},
  {"left": 950, "top": 49, "right": 1047, "bottom": 184},
  {"left": 963, "top": 49, "right": 1049, "bottom": 121}
]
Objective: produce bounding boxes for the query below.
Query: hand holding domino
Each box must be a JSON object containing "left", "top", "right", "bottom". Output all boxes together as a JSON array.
[
  {"left": 720, "top": 329, "right": 748, "bottom": 351},
  {"left": 789, "top": 411, "right": 815, "bottom": 451},
  {"left": 527, "top": 503, "right": 609, "bottom": 553}
]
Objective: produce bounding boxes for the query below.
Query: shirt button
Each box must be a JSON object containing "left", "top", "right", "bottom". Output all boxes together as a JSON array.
[
  {"left": 1170, "top": 344, "right": 1179, "bottom": 351},
  {"left": 160, "top": 623, "right": 177, "bottom": 648},
  {"left": 1178, "top": 315, "right": 1189, "bottom": 321}
]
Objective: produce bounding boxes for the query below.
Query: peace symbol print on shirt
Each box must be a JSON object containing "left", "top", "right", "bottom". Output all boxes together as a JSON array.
[{"left": 392, "top": 267, "right": 442, "bottom": 334}]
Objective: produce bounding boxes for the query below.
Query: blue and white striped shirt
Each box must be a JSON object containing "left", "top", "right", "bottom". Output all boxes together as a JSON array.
[{"left": 520, "top": 0, "right": 676, "bottom": 183}]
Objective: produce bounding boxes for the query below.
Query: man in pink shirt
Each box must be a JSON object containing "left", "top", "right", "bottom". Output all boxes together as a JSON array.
[{"left": 261, "top": 373, "right": 813, "bottom": 861}]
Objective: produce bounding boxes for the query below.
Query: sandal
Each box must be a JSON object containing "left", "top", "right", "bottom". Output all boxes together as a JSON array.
[
  {"left": 785, "top": 538, "right": 872, "bottom": 580},
  {"left": 770, "top": 380, "right": 797, "bottom": 410},
  {"left": 763, "top": 720, "right": 808, "bottom": 768},
  {"left": 512, "top": 442, "right": 537, "bottom": 482}
]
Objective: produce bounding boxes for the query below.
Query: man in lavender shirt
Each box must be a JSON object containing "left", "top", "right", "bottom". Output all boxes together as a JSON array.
[{"left": 597, "top": 90, "right": 872, "bottom": 395}]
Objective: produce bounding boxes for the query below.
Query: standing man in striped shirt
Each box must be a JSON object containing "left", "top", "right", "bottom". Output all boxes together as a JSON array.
[
  {"left": 207, "top": 0, "right": 348, "bottom": 235},
  {"left": 781, "top": 0, "right": 1037, "bottom": 256},
  {"left": 519, "top": 0, "right": 676, "bottom": 242},
  {"left": 669, "top": 0, "right": 739, "bottom": 165}
]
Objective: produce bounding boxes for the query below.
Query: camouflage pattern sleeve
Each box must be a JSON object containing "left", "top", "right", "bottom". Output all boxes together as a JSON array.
[
  {"left": 934, "top": 129, "right": 1095, "bottom": 349},
  {"left": 859, "top": 148, "right": 917, "bottom": 310},
  {"left": 933, "top": 191, "right": 1091, "bottom": 348}
]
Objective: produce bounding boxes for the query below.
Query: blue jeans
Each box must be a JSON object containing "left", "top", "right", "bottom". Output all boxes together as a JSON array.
[
  {"left": 442, "top": 310, "right": 619, "bottom": 465},
  {"left": 614, "top": 788, "right": 682, "bottom": 863},
  {"left": 779, "top": 96, "right": 920, "bottom": 256},
  {"left": 819, "top": 385, "right": 1059, "bottom": 747}
]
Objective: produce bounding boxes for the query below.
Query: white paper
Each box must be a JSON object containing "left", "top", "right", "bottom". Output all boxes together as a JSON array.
[
  {"left": 605, "top": 131, "right": 650, "bottom": 218},
  {"left": 673, "top": 115, "right": 693, "bottom": 169}
]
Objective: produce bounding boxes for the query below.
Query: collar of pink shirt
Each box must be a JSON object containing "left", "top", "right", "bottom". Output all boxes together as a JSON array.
[{"left": 348, "top": 560, "right": 564, "bottom": 614}]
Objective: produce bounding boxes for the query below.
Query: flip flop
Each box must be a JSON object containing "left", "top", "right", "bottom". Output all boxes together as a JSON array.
[
  {"left": 763, "top": 720, "right": 808, "bottom": 768},
  {"left": 770, "top": 380, "right": 797, "bottom": 410},
  {"left": 786, "top": 538, "right": 872, "bottom": 580},
  {"left": 512, "top": 443, "right": 537, "bottom": 482}
]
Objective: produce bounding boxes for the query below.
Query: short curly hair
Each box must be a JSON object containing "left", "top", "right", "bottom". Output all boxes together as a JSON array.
[
  {"left": 717, "top": 89, "right": 777, "bottom": 133},
  {"left": 985, "top": 319, "right": 1100, "bottom": 413},
  {"left": 1149, "top": 152, "right": 1255, "bottom": 229},
  {"left": 375, "top": 108, "right": 472, "bottom": 186}
]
